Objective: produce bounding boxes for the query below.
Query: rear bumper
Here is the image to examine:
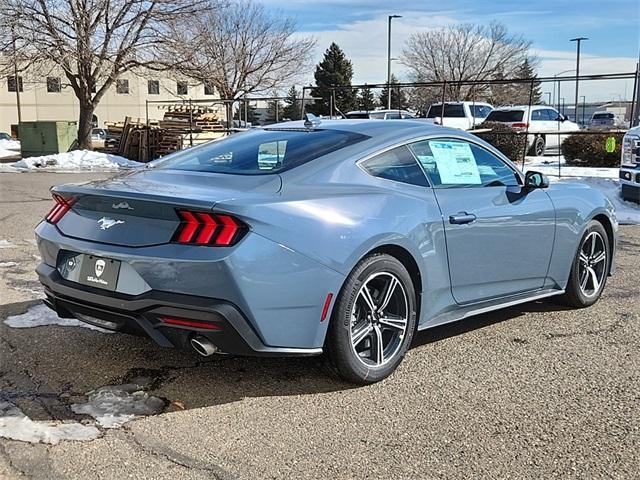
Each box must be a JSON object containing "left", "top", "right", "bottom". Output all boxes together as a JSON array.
[{"left": 37, "top": 263, "right": 322, "bottom": 356}]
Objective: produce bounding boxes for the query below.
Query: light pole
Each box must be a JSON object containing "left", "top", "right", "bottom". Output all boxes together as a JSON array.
[
  {"left": 553, "top": 69, "right": 575, "bottom": 112},
  {"left": 387, "top": 15, "right": 401, "bottom": 110},
  {"left": 579, "top": 95, "right": 586, "bottom": 125},
  {"left": 570, "top": 37, "right": 588, "bottom": 122}
]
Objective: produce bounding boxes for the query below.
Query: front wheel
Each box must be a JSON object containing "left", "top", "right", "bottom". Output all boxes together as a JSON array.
[
  {"left": 326, "top": 254, "right": 417, "bottom": 384},
  {"left": 559, "top": 221, "right": 610, "bottom": 308}
]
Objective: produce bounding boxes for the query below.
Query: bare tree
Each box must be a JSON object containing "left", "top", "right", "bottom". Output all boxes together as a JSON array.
[
  {"left": 160, "top": 0, "right": 315, "bottom": 125},
  {"left": 401, "top": 22, "right": 533, "bottom": 101},
  {"left": 0, "top": 0, "right": 203, "bottom": 149}
]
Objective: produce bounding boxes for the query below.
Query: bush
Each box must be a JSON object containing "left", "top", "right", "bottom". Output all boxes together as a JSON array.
[
  {"left": 474, "top": 121, "right": 527, "bottom": 164},
  {"left": 561, "top": 132, "right": 623, "bottom": 167}
]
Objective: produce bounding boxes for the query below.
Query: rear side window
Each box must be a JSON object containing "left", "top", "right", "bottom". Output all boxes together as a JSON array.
[
  {"left": 427, "top": 104, "right": 465, "bottom": 118},
  {"left": 485, "top": 110, "right": 524, "bottom": 122},
  {"left": 408, "top": 139, "right": 519, "bottom": 188},
  {"left": 360, "top": 146, "right": 429, "bottom": 187},
  {"left": 531, "top": 109, "right": 550, "bottom": 121},
  {"left": 152, "top": 128, "right": 369, "bottom": 175}
]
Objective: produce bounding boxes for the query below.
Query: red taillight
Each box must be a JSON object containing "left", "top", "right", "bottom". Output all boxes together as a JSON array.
[
  {"left": 46, "top": 194, "right": 75, "bottom": 224},
  {"left": 160, "top": 316, "right": 222, "bottom": 331},
  {"left": 512, "top": 122, "right": 529, "bottom": 129},
  {"left": 173, "top": 210, "right": 246, "bottom": 246}
]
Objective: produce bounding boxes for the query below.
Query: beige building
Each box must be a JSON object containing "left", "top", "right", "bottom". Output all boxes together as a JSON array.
[{"left": 0, "top": 71, "right": 225, "bottom": 136}]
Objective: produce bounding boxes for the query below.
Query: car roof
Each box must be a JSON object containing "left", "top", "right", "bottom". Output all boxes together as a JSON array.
[{"left": 492, "top": 105, "right": 554, "bottom": 111}]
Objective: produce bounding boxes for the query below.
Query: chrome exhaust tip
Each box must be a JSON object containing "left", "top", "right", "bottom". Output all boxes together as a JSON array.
[{"left": 190, "top": 336, "right": 217, "bottom": 357}]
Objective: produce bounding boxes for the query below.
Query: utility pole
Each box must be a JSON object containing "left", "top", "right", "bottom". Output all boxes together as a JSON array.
[
  {"left": 570, "top": 37, "right": 588, "bottom": 123},
  {"left": 386, "top": 15, "right": 401, "bottom": 110},
  {"left": 11, "top": 25, "right": 22, "bottom": 125}
]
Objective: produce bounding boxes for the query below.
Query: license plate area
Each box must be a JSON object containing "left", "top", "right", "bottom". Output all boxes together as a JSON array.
[{"left": 58, "top": 252, "right": 121, "bottom": 292}]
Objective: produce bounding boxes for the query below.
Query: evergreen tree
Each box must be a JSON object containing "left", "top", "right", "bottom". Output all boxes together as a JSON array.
[
  {"left": 265, "top": 97, "right": 283, "bottom": 124},
  {"left": 379, "top": 75, "right": 409, "bottom": 110},
  {"left": 282, "top": 86, "right": 301, "bottom": 120},
  {"left": 514, "top": 59, "right": 542, "bottom": 105},
  {"left": 245, "top": 103, "right": 260, "bottom": 126},
  {"left": 357, "top": 84, "right": 376, "bottom": 111},
  {"left": 310, "top": 43, "right": 358, "bottom": 116}
]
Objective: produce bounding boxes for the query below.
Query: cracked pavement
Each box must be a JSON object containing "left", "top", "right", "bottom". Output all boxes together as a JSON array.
[{"left": 0, "top": 172, "right": 639, "bottom": 479}]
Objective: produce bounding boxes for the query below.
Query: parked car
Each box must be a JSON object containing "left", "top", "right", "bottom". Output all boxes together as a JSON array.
[
  {"left": 35, "top": 119, "right": 617, "bottom": 384},
  {"left": 620, "top": 125, "right": 640, "bottom": 203},
  {"left": 589, "top": 111, "right": 624, "bottom": 130},
  {"left": 91, "top": 128, "right": 107, "bottom": 149},
  {"left": 484, "top": 105, "right": 581, "bottom": 156},
  {"left": 345, "top": 109, "right": 414, "bottom": 120},
  {"left": 423, "top": 102, "right": 493, "bottom": 130}
]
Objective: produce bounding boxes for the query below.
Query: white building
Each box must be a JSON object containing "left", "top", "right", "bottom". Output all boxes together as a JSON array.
[{"left": 0, "top": 70, "right": 225, "bottom": 136}]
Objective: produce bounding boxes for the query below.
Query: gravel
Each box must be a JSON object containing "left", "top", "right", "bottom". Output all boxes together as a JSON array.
[{"left": 1, "top": 172, "right": 638, "bottom": 479}]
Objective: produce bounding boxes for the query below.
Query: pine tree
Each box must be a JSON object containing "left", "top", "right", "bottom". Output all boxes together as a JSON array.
[
  {"left": 282, "top": 86, "right": 301, "bottom": 120},
  {"left": 357, "top": 84, "right": 376, "bottom": 111},
  {"left": 379, "top": 75, "right": 409, "bottom": 110},
  {"left": 310, "top": 43, "right": 358, "bottom": 116},
  {"left": 265, "top": 97, "right": 283, "bottom": 124},
  {"left": 515, "top": 59, "right": 542, "bottom": 105}
]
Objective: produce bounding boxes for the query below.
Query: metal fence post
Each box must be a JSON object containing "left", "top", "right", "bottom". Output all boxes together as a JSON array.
[
  {"left": 521, "top": 79, "right": 535, "bottom": 170},
  {"left": 188, "top": 98, "right": 193, "bottom": 147},
  {"left": 440, "top": 81, "right": 446, "bottom": 125}
]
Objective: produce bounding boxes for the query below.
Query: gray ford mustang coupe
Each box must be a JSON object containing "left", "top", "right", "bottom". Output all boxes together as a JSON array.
[{"left": 35, "top": 119, "right": 617, "bottom": 384}]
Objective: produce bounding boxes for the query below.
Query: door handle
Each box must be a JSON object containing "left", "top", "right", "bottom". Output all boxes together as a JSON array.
[{"left": 449, "top": 212, "right": 477, "bottom": 225}]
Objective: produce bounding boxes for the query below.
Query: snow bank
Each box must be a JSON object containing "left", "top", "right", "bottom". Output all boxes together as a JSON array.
[
  {"left": 5, "top": 304, "right": 113, "bottom": 333},
  {"left": 0, "top": 239, "right": 15, "bottom": 249},
  {"left": 10, "top": 150, "right": 142, "bottom": 171},
  {"left": 0, "top": 402, "right": 101, "bottom": 444},
  {"left": 522, "top": 157, "right": 639, "bottom": 225},
  {"left": 71, "top": 384, "right": 166, "bottom": 428}
]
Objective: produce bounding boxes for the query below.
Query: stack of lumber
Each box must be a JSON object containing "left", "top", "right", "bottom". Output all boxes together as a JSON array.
[{"left": 103, "top": 106, "right": 227, "bottom": 161}]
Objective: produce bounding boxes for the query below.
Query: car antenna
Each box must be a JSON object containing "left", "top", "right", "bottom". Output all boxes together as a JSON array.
[{"left": 304, "top": 113, "right": 322, "bottom": 129}]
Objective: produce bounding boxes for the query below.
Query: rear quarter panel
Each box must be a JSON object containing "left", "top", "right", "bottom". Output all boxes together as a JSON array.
[{"left": 544, "top": 182, "right": 617, "bottom": 288}]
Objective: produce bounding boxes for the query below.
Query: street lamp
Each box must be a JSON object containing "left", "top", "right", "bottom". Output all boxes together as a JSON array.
[
  {"left": 570, "top": 37, "right": 588, "bottom": 122},
  {"left": 553, "top": 69, "right": 575, "bottom": 112},
  {"left": 387, "top": 15, "right": 402, "bottom": 110}
]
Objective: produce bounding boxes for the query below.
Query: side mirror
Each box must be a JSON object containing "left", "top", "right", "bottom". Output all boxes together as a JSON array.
[
  {"left": 524, "top": 171, "right": 549, "bottom": 189},
  {"left": 560, "top": 115, "right": 567, "bottom": 122}
]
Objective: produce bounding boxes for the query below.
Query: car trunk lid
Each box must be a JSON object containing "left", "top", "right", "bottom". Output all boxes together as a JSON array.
[{"left": 51, "top": 169, "right": 281, "bottom": 247}]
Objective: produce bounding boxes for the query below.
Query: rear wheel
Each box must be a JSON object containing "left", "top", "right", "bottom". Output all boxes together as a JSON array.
[
  {"left": 559, "top": 221, "right": 610, "bottom": 308},
  {"left": 532, "top": 135, "right": 546, "bottom": 156},
  {"left": 326, "top": 254, "right": 417, "bottom": 384}
]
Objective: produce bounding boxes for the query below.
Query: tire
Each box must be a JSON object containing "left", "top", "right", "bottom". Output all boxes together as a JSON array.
[
  {"left": 559, "top": 220, "right": 610, "bottom": 308},
  {"left": 532, "top": 135, "right": 546, "bottom": 156},
  {"left": 325, "top": 253, "right": 417, "bottom": 384}
]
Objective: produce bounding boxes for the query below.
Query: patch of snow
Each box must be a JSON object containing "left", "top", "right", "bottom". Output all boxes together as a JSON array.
[
  {"left": 4, "top": 304, "right": 113, "bottom": 333},
  {"left": 0, "top": 402, "right": 101, "bottom": 445},
  {"left": 0, "top": 239, "right": 15, "bottom": 248},
  {"left": 9, "top": 150, "right": 142, "bottom": 171},
  {"left": 71, "top": 384, "right": 165, "bottom": 428},
  {"left": 0, "top": 262, "right": 18, "bottom": 267}
]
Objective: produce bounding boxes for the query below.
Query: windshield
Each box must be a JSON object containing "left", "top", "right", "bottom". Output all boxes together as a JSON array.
[
  {"left": 592, "top": 113, "right": 614, "bottom": 120},
  {"left": 150, "top": 128, "right": 370, "bottom": 175},
  {"left": 485, "top": 110, "right": 525, "bottom": 122},
  {"left": 346, "top": 112, "right": 370, "bottom": 119},
  {"left": 427, "top": 104, "right": 466, "bottom": 118}
]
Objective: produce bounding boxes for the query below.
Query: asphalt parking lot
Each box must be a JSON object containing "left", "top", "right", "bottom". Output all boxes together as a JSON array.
[{"left": 0, "top": 171, "right": 638, "bottom": 479}]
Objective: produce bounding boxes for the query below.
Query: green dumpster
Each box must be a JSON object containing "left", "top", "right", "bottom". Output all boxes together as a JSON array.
[{"left": 19, "top": 121, "right": 77, "bottom": 158}]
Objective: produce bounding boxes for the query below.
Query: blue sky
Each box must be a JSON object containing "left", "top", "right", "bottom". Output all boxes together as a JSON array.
[{"left": 264, "top": 0, "right": 640, "bottom": 100}]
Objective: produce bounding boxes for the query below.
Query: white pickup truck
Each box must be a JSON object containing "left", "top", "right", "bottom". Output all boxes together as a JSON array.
[
  {"left": 422, "top": 101, "right": 493, "bottom": 130},
  {"left": 621, "top": 125, "right": 640, "bottom": 203}
]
